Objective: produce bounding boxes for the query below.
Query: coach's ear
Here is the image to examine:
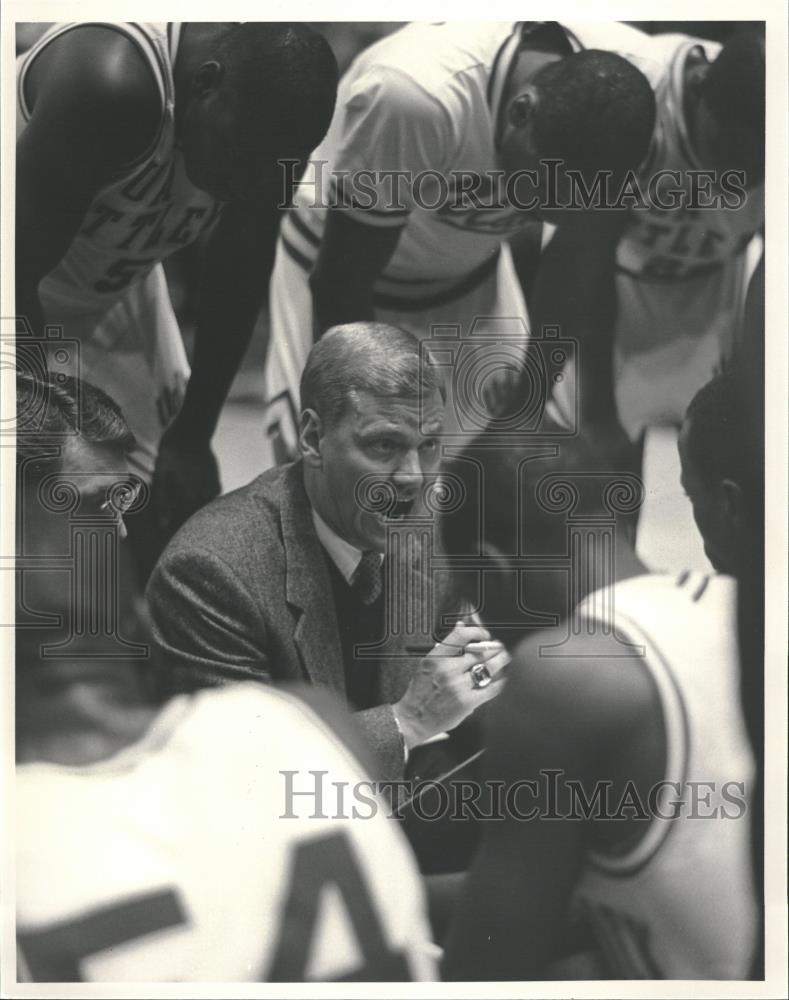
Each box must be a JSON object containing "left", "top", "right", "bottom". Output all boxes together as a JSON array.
[{"left": 299, "top": 408, "right": 324, "bottom": 467}]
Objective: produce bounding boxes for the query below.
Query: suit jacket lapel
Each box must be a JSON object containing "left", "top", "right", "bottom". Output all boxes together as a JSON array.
[{"left": 279, "top": 463, "right": 345, "bottom": 694}]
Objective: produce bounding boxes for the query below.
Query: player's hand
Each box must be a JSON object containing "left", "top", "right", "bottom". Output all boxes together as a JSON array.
[
  {"left": 151, "top": 429, "right": 221, "bottom": 541},
  {"left": 393, "top": 622, "right": 510, "bottom": 751}
]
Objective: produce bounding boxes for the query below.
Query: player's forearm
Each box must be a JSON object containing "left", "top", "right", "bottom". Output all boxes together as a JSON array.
[
  {"left": 443, "top": 869, "right": 534, "bottom": 979},
  {"left": 310, "top": 269, "right": 376, "bottom": 338},
  {"left": 169, "top": 217, "right": 272, "bottom": 445},
  {"left": 15, "top": 276, "right": 45, "bottom": 338},
  {"left": 166, "top": 198, "right": 279, "bottom": 445},
  {"left": 444, "top": 844, "right": 574, "bottom": 981},
  {"left": 15, "top": 231, "right": 57, "bottom": 338},
  {"left": 509, "top": 226, "right": 544, "bottom": 306},
  {"left": 530, "top": 236, "right": 619, "bottom": 424},
  {"left": 170, "top": 296, "right": 260, "bottom": 446},
  {"left": 309, "top": 211, "right": 402, "bottom": 337}
]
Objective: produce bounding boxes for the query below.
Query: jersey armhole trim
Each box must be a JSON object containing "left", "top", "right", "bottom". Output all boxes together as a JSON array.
[
  {"left": 105, "top": 22, "right": 170, "bottom": 176},
  {"left": 585, "top": 610, "right": 690, "bottom": 878},
  {"left": 18, "top": 22, "right": 169, "bottom": 176}
]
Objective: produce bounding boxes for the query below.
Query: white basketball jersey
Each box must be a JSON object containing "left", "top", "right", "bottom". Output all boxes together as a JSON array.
[
  {"left": 281, "top": 21, "right": 664, "bottom": 311},
  {"left": 568, "top": 571, "right": 757, "bottom": 979},
  {"left": 614, "top": 34, "right": 764, "bottom": 436},
  {"left": 17, "top": 22, "right": 221, "bottom": 320},
  {"left": 16, "top": 685, "right": 437, "bottom": 983}
]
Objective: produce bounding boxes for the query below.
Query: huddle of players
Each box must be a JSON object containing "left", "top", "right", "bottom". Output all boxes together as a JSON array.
[
  {"left": 15, "top": 362, "right": 760, "bottom": 982},
  {"left": 14, "top": 20, "right": 765, "bottom": 983}
]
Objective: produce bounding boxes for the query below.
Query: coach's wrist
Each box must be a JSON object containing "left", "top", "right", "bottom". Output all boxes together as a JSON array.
[
  {"left": 391, "top": 701, "right": 420, "bottom": 759},
  {"left": 392, "top": 698, "right": 437, "bottom": 757}
]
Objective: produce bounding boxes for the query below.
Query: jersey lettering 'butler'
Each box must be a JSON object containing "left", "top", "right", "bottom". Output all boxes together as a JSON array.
[{"left": 16, "top": 22, "right": 339, "bottom": 571}]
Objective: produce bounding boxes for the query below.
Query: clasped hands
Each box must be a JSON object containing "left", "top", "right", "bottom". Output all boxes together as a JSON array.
[{"left": 393, "top": 621, "right": 510, "bottom": 752}]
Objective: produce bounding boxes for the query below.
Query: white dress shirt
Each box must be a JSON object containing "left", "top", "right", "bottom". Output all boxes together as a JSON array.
[
  {"left": 310, "top": 509, "right": 406, "bottom": 759},
  {"left": 311, "top": 510, "right": 383, "bottom": 584}
]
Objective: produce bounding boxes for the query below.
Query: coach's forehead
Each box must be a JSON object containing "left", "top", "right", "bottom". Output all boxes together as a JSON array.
[{"left": 346, "top": 390, "right": 444, "bottom": 429}]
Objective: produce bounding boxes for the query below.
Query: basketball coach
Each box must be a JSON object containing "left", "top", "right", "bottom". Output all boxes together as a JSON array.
[{"left": 146, "top": 323, "right": 508, "bottom": 781}]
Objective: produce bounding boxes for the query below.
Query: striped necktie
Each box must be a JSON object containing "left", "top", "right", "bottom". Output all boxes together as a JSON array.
[{"left": 352, "top": 550, "right": 383, "bottom": 605}]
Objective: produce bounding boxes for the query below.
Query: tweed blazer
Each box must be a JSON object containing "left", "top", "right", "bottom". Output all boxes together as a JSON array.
[{"left": 146, "top": 461, "right": 445, "bottom": 782}]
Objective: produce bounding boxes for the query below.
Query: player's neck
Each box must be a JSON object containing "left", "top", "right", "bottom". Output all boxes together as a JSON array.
[
  {"left": 572, "top": 536, "right": 647, "bottom": 605},
  {"left": 518, "top": 538, "right": 647, "bottom": 623},
  {"left": 611, "top": 535, "right": 649, "bottom": 585}
]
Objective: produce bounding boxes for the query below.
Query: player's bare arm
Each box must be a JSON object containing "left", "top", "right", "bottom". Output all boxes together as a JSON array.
[
  {"left": 153, "top": 189, "right": 285, "bottom": 535},
  {"left": 443, "top": 635, "right": 662, "bottom": 980},
  {"left": 15, "top": 27, "right": 161, "bottom": 333},
  {"left": 529, "top": 209, "right": 630, "bottom": 427},
  {"left": 508, "top": 224, "right": 544, "bottom": 305},
  {"left": 308, "top": 67, "right": 447, "bottom": 338},
  {"left": 309, "top": 212, "right": 402, "bottom": 336}
]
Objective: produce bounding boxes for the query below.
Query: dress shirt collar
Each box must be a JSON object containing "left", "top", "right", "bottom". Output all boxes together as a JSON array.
[{"left": 311, "top": 509, "right": 383, "bottom": 585}]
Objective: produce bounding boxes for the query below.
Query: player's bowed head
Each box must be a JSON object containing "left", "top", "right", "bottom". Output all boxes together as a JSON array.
[
  {"left": 498, "top": 49, "right": 656, "bottom": 222},
  {"left": 684, "top": 30, "right": 765, "bottom": 188},
  {"left": 440, "top": 419, "right": 644, "bottom": 646},
  {"left": 176, "top": 23, "right": 339, "bottom": 202}
]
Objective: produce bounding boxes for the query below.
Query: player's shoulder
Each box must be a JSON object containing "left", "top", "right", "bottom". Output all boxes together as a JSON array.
[
  {"left": 498, "top": 623, "right": 660, "bottom": 757},
  {"left": 346, "top": 22, "right": 507, "bottom": 115},
  {"left": 560, "top": 21, "right": 666, "bottom": 89},
  {"left": 613, "top": 569, "right": 734, "bottom": 617},
  {"left": 183, "top": 683, "right": 376, "bottom": 776},
  {"left": 656, "top": 33, "right": 721, "bottom": 109},
  {"left": 24, "top": 24, "right": 161, "bottom": 153}
]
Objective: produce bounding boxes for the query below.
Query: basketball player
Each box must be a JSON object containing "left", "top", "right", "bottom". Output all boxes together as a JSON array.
[
  {"left": 16, "top": 673, "right": 438, "bottom": 983},
  {"left": 16, "top": 669, "right": 438, "bottom": 982},
  {"left": 14, "top": 374, "right": 437, "bottom": 984},
  {"left": 15, "top": 370, "right": 140, "bottom": 552},
  {"left": 532, "top": 29, "right": 765, "bottom": 436},
  {"left": 440, "top": 420, "right": 757, "bottom": 979},
  {"left": 16, "top": 22, "right": 338, "bottom": 557},
  {"left": 731, "top": 256, "right": 766, "bottom": 978},
  {"left": 265, "top": 21, "right": 658, "bottom": 431}
]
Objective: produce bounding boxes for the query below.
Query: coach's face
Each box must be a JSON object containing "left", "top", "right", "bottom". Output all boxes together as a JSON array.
[{"left": 301, "top": 391, "right": 445, "bottom": 552}]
